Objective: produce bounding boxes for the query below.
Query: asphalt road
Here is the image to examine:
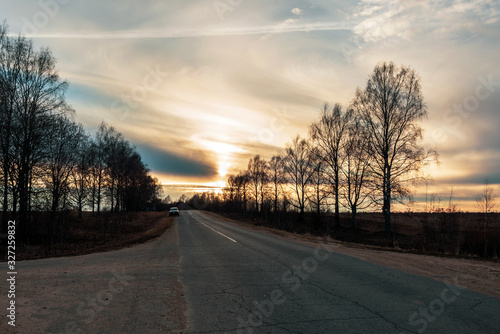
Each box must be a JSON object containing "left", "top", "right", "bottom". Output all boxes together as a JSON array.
[{"left": 178, "top": 211, "right": 500, "bottom": 334}]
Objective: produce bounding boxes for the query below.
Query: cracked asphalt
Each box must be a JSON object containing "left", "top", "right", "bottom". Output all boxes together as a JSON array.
[{"left": 178, "top": 211, "right": 500, "bottom": 334}]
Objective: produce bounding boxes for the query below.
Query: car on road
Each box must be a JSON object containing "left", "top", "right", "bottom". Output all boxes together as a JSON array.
[{"left": 169, "top": 207, "right": 180, "bottom": 216}]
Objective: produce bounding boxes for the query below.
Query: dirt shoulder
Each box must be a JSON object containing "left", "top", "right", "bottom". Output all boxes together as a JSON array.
[
  {"left": 203, "top": 211, "right": 500, "bottom": 299},
  {"left": 0, "top": 217, "right": 186, "bottom": 334}
]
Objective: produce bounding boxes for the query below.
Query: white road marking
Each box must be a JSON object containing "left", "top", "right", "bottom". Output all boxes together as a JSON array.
[{"left": 190, "top": 213, "right": 237, "bottom": 243}]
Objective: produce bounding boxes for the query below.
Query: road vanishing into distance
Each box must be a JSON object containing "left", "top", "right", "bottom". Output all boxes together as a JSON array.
[
  {"left": 178, "top": 211, "right": 499, "bottom": 334},
  {"left": 6, "top": 210, "right": 500, "bottom": 334}
]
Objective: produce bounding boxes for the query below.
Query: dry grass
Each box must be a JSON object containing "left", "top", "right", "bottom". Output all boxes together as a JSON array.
[
  {"left": 210, "top": 210, "right": 500, "bottom": 259},
  {"left": 5, "top": 212, "right": 173, "bottom": 261}
]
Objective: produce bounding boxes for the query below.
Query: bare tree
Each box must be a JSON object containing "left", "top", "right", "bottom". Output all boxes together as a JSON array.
[
  {"left": 310, "top": 103, "right": 352, "bottom": 229},
  {"left": 41, "top": 115, "right": 82, "bottom": 244},
  {"left": 97, "top": 122, "right": 133, "bottom": 212},
  {"left": 0, "top": 23, "right": 13, "bottom": 224},
  {"left": 1, "top": 22, "right": 162, "bottom": 246},
  {"left": 43, "top": 115, "right": 81, "bottom": 215},
  {"left": 1, "top": 25, "right": 31, "bottom": 228},
  {"left": 70, "top": 130, "right": 92, "bottom": 218},
  {"left": 282, "top": 135, "right": 315, "bottom": 222},
  {"left": 177, "top": 194, "right": 188, "bottom": 204},
  {"left": 308, "top": 147, "right": 330, "bottom": 221},
  {"left": 475, "top": 179, "right": 497, "bottom": 231},
  {"left": 247, "top": 155, "right": 267, "bottom": 214},
  {"left": 225, "top": 174, "right": 237, "bottom": 203},
  {"left": 90, "top": 126, "right": 107, "bottom": 214},
  {"left": 7, "top": 35, "right": 71, "bottom": 242},
  {"left": 268, "top": 154, "right": 285, "bottom": 214},
  {"left": 352, "top": 62, "right": 436, "bottom": 233},
  {"left": 235, "top": 171, "right": 249, "bottom": 214},
  {"left": 447, "top": 184, "right": 460, "bottom": 213},
  {"left": 341, "top": 116, "right": 374, "bottom": 227}
]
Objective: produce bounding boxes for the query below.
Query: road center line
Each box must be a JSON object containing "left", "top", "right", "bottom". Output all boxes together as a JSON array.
[{"left": 191, "top": 214, "right": 237, "bottom": 243}]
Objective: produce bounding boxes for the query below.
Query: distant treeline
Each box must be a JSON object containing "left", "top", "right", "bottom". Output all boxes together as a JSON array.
[{"left": 0, "top": 23, "right": 161, "bottom": 244}]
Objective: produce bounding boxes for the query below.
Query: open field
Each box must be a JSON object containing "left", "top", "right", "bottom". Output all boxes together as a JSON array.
[
  {"left": 209, "top": 210, "right": 500, "bottom": 258},
  {"left": 0, "top": 212, "right": 173, "bottom": 261}
]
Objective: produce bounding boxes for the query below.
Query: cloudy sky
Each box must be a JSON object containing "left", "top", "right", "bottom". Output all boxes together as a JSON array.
[{"left": 2, "top": 0, "right": 499, "bottom": 210}]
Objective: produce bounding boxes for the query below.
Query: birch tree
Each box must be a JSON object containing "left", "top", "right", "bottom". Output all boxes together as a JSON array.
[
  {"left": 352, "top": 62, "right": 435, "bottom": 233},
  {"left": 310, "top": 103, "right": 352, "bottom": 228}
]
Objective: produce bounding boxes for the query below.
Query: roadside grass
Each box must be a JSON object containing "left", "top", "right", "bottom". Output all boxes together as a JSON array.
[
  {"left": 203, "top": 210, "right": 500, "bottom": 260},
  {"left": 1, "top": 212, "right": 174, "bottom": 261}
]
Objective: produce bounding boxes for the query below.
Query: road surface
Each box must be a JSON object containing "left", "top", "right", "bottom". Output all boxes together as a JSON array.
[
  {"left": 178, "top": 211, "right": 500, "bottom": 334},
  {"left": 3, "top": 210, "right": 499, "bottom": 333}
]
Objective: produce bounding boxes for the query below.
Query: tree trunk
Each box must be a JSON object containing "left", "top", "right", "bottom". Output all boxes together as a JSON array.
[
  {"left": 260, "top": 188, "right": 264, "bottom": 216},
  {"left": 97, "top": 175, "right": 101, "bottom": 214},
  {"left": 351, "top": 205, "right": 357, "bottom": 228},
  {"left": 12, "top": 189, "right": 17, "bottom": 218},
  {"left": 254, "top": 182, "right": 259, "bottom": 214},
  {"left": 78, "top": 200, "right": 83, "bottom": 219},
  {"left": 334, "top": 167, "right": 340, "bottom": 228},
  {"left": 19, "top": 182, "right": 29, "bottom": 243},
  {"left": 2, "top": 171, "right": 8, "bottom": 231},
  {"left": 316, "top": 186, "right": 321, "bottom": 222},
  {"left": 274, "top": 193, "right": 278, "bottom": 213},
  {"left": 383, "top": 169, "right": 392, "bottom": 233},
  {"left": 110, "top": 178, "right": 115, "bottom": 212}
]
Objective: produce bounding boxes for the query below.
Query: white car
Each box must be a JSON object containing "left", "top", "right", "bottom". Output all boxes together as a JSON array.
[{"left": 169, "top": 207, "right": 180, "bottom": 216}]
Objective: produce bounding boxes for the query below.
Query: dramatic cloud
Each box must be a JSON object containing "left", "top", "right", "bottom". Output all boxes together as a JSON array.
[{"left": 134, "top": 144, "right": 218, "bottom": 178}]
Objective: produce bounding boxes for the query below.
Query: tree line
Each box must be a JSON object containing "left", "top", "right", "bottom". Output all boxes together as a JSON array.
[
  {"left": 0, "top": 23, "right": 161, "bottom": 244},
  {"left": 191, "top": 62, "right": 437, "bottom": 235}
]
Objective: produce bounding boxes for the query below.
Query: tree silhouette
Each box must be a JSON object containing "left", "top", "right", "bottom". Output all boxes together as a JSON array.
[
  {"left": 308, "top": 147, "right": 330, "bottom": 222},
  {"left": 282, "top": 135, "right": 315, "bottom": 222},
  {"left": 352, "top": 62, "right": 435, "bottom": 233},
  {"left": 247, "top": 155, "right": 267, "bottom": 214},
  {"left": 341, "top": 114, "right": 374, "bottom": 227},
  {"left": 310, "top": 103, "right": 352, "bottom": 229},
  {"left": 268, "top": 154, "right": 285, "bottom": 214},
  {"left": 2, "top": 27, "right": 71, "bottom": 242},
  {"left": 475, "top": 179, "right": 497, "bottom": 233},
  {"left": 1, "top": 23, "right": 161, "bottom": 245}
]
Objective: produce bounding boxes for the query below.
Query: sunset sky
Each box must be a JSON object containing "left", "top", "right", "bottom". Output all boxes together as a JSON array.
[{"left": 2, "top": 0, "right": 499, "bottom": 210}]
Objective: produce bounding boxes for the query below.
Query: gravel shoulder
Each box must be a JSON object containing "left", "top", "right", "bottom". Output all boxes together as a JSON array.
[{"left": 203, "top": 211, "right": 500, "bottom": 299}]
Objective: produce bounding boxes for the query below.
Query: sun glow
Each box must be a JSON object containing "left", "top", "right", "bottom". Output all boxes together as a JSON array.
[
  {"left": 191, "top": 132, "right": 243, "bottom": 181},
  {"left": 218, "top": 165, "right": 228, "bottom": 177}
]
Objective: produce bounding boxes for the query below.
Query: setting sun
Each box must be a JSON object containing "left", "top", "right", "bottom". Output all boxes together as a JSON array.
[{"left": 218, "top": 165, "right": 229, "bottom": 177}]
